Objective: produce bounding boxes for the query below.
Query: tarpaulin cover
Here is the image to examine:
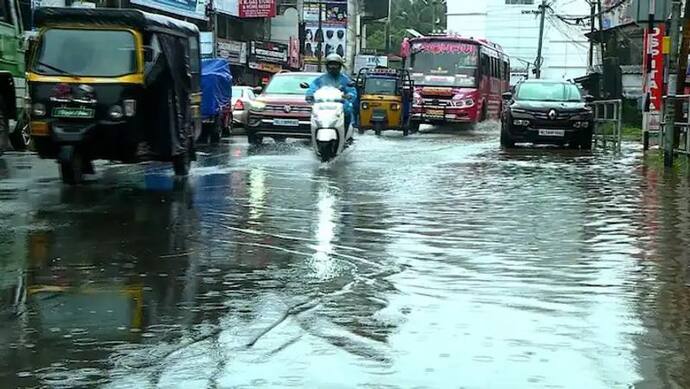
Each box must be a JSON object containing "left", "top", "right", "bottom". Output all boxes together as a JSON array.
[{"left": 201, "top": 59, "right": 232, "bottom": 118}]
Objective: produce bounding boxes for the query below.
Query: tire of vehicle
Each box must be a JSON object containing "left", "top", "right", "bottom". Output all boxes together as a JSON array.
[
  {"left": 317, "top": 140, "right": 337, "bottom": 162},
  {"left": 210, "top": 116, "right": 222, "bottom": 144},
  {"left": 273, "top": 136, "right": 286, "bottom": 143},
  {"left": 247, "top": 131, "right": 263, "bottom": 146},
  {"left": 0, "top": 97, "right": 10, "bottom": 152},
  {"left": 172, "top": 142, "right": 191, "bottom": 176},
  {"left": 579, "top": 130, "right": 593, "bottom": 150},
  {"left": 402, "top": 128, "right": 409, "bottom": 137},
  {"left": 60, "top": 150, "right": 84, "bottom": 185},
  {"left": 9, "top": 113, "right": 30, "bottom": 151},
  {"left": 222, "top": 115, "right": 232, "bottom": 137},
  {"left": 410, "top": 122, "right": 421, "bottom": 133},
  {"left": 480, "top": 102, "right": 488, "bottom": 122},
  {"left": 500, "top": 123, "right": 515, "bottom": 148},
  {"left": 358, "top": 128, "right": 365, "bottom": 135}
]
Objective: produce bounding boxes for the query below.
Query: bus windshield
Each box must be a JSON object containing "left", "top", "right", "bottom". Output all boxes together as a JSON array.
[
  {"left": 409, "top": 41, "right": 478, "bottom": 87},
  {"left": 33, "top": 29, "right": 137, "bottom": 77}
]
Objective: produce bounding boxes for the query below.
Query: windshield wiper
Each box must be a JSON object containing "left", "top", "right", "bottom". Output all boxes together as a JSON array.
[{"left": 36, "top": 61, "right": 70, "bottom": 75}]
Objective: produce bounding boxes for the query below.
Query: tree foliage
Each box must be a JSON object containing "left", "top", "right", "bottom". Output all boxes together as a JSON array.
[{"left": 366, "top": 0, "right": 447, "bottom": 53}]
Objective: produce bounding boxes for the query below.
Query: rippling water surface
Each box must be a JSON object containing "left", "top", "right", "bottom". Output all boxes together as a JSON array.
[{"left": 1, "top": 124, "right": 690, "bottom": 388}]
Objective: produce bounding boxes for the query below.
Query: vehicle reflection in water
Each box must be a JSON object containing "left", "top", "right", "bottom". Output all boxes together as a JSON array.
[
  {"left": 0, "top": 176, "right": 200, "bottom": 387},
  {"left": 310, "top": 180, "right": 338, "bottom": 280}
]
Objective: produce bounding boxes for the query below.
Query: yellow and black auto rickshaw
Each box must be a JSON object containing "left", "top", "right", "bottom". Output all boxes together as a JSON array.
[
  {"left": 28, "top": 8, "right": 202, "bottom": 184},
  {"left": 356, "top": 67, "right": 414, "bottom": 136}
]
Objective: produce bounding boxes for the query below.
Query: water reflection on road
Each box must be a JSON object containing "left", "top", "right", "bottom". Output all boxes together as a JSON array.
[{"left": 1, "top": 125, "right": 690, "bottom": 388}]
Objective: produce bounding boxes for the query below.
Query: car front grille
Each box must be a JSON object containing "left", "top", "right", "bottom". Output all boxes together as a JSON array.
[{"left": 265, "top": 104, "right": 311, "bottom": 114}]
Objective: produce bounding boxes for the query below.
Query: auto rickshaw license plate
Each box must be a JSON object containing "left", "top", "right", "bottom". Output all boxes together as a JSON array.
[{"left": 52, "top": 107, "right": 95, "bottom": 119}]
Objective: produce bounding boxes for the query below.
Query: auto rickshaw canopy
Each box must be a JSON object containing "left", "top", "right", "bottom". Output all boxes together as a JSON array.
[{"left": 34, "top": 7, "right": 199, "bottom": 38}]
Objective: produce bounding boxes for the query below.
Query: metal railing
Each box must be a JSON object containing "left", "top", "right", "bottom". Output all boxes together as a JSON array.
[
  {"left": 659, "top": 95, "right": 690, "bottom": 156},
  {"left": 591, "top": 99, "right": 623, "bottom": 151}
]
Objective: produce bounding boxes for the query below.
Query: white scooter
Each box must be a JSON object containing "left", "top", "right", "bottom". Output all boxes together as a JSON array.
[{"left": 309, "top": 86, "right": 353, "bottom": 162}]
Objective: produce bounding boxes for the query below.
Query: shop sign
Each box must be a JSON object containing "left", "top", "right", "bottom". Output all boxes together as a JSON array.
[
  {"left": 249, "top": 41, "right": 288, "bottom": 66},
  {"left": 217, "top": 39, "right": 247, "bottom": 65},
  {"left": 130, "top": 0, "right": 206, "bottom": 20},
  {"left": 215, "top": 0, "right": 275, "bottom": 18}
]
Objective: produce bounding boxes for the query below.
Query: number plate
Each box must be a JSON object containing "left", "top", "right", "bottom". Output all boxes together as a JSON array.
[
  {"left": 53, "top": 107, "right": 95, "bottom": 119},
  {"left": 426, "top": 109, "right": 444, "bottom": 116},
  {"left": 273, "top": 118, "right": 299, "bottom": 127},
  {"left": 538, "top": 129, "right": 565, "bottom": 137}
]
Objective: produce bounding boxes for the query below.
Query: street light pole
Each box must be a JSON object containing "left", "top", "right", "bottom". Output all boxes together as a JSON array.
[
  {"left": 535, "top": 0, "right": 547, "bottom": 79},
  {"left": 317, "top": 1, "right": 323, "bottom": 71},
  {"left": 385, "top": 0, "right": 392, "bottom": 52}
]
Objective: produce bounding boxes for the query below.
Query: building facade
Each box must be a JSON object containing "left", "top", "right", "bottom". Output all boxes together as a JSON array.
[{"left": 447, "top": 0, "right": 590, "bottom": 83}]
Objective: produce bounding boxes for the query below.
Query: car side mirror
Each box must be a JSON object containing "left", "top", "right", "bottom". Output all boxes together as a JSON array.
[
  {"left": 584, "top": 95, "right": 594, "bottom": 103},
  {"left": 502, "top": 92, "right": 512, "bottom": 100},
  {"left": 253, "top": 86, "right": 263, "bottom": 93},
  {"left": 299, "top": 82, "right": 309, "bottom": 89}
]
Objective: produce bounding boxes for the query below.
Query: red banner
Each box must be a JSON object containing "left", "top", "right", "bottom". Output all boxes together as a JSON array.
[
  {"left": 643, "top": 25, "right": 665, "bottom": 112},
  {"left": 239, "top": 0, "right": 276, "bottom": 18}
]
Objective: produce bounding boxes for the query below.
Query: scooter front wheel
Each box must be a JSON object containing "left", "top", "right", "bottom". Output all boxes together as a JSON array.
[{"left": 317, "top": 140, "right": 337, "bottom": 162}]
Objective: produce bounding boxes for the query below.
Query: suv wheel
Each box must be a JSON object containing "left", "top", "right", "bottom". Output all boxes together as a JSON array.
[
  {"left": 247, "top": 131, "right": 263, "bottom": 146},
  {"left": 500, "top": 123, "right": 515, "bottom": 148},
  {"left": 579, "top": 130, "right": 593, "bottom": 150}
]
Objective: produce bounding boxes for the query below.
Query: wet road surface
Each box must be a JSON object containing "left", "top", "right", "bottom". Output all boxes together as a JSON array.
[{"left": 1, "top": 124, "right": 690, "bottom": 388}]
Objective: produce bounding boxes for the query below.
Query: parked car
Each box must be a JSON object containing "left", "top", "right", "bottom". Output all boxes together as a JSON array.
[
  {"left": 500, "top": 79, "right": 594, "bottom": 149},
  {"left": 231, "top": 86, "right": 257, "bottom": 130},
  {"left": 246, "top": 72, "right": 320, "bottom": 145}
]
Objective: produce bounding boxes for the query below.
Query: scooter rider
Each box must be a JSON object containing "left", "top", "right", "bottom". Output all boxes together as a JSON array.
[{"left": 306, "top": 54, "right": 357, "bottom": 138}]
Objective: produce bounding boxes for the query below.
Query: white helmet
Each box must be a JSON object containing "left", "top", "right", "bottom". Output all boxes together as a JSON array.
[{"left": 325, "top": 53, "right": 345, "bottom": 66}]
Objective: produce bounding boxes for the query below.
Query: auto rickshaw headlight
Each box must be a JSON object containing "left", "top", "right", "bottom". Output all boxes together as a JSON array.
[
  {"left": 361, "top": 102, "right": 369, "bottom": 110},
  {"left": 123, "top": 99, "right": 136, "bottom": 117},
  {"left": 32, "top": 103, "right": 46, "bottom": 117},
  {"left": 391, "top": 103, "right": 400, "bottom": 111},
  {"left": 109, "top": 105, "right": 124, "bottom": 119}
]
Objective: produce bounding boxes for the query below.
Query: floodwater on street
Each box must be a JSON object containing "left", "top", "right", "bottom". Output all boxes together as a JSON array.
[{"left": 1, "top": 124, "right": 690, "bottom": 388}]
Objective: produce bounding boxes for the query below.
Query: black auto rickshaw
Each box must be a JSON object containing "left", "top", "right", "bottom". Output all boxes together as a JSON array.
[
  {"left": 28, "top": 8, "right": 202, "bottom": 184},
  {"left": 356, "top": 67, "right": 414, "bottom": 136}
]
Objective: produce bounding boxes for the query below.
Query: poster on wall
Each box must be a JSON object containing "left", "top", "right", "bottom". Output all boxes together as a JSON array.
[
  {"left": 130, "top": 0, "right": 206, "bottom": 19},
  {"left": 303, "top": 0, "right": 347, "bottom": 64}
]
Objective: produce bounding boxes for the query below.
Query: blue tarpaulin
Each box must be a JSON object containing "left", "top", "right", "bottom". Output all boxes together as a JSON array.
[{"left": 201, "top": 59, "right": 232, "bottom": 119}]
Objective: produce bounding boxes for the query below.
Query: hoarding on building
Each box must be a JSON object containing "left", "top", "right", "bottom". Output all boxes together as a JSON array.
[
  {"left": 303, "top": 0, "right": 347, "bottom": 64},
  {"left": 354, "top": 55, "right": 388, "bottom": 73},
  {"left": 215, "top": 0, "right": 275, "bottom": 17},
  {"left": 248, "top": 41, "right": 288, "bottom": 73},
  {"left": 130, "top": 0, "right": 206, "bottom": 19},
  {"left": 217, "top": 39, "right": 247, "bottom": 65}
]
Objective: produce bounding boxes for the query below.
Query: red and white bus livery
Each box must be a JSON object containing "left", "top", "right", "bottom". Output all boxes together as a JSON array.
[{"left": 403, "top": 34, "right": 510, "bottom": 127}]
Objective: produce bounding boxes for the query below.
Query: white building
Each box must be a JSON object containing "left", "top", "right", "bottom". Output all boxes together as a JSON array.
[{"left": 447, "top": 0, "right": 591, "bottom": 83}]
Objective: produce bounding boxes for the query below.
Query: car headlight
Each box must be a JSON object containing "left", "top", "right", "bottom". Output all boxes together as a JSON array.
[
  {"left": 32, "top": 103, "right": 46, "bottom": 117},
  {"left": 251, "top": 101, "right": 266, "bottom": 112},
  {"left": 464, "top": 99, "right": 475, "bottom": 107},
  {"left": 511, "top": 108, "right": 528, "bottom": 114},
  {"left": 108, "top": 105, "right": 124, "bottom": 119},
  {"left": 513, "top": 119, "right": 530, "bottom": 126}
]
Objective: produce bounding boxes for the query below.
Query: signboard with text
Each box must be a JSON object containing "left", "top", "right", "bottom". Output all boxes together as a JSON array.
[
  {"left": 131, "top": 0, "right": 206, "bottom": 19},
  {"left": 215, "top": 0, "right": 275, "bottom": 17},
  {"left": 217, "top": 39, "right": 247, "bottom": 65},
  {"left": 643, "top": 25, "right": 665, "bottom": 131}
]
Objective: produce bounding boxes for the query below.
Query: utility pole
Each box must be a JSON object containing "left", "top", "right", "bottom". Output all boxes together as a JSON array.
[
  {"left": 535, "top": 0, "right": 547, "bottom": 79},
  {"left": 660, "top": 0, "right": 687, "bottom": 167},
  {"left": 385, "top": 0, "right": 392, "bottom": 52},
  {"left": 588, "top": 1, "right": 595, "bottom": 69},
  {"left": 317, "top": 1, "right": 323, "bottom": 71}
]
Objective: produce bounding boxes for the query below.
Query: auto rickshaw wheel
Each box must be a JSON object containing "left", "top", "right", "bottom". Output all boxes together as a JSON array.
[
  {"left": 59, "top": 150, "right": 84, "bottom": 185},
  {"left": 210, "top": 116, "right": 222, "bottom": 144},
  {"left": 402, "top": 128, "right": 410, "bottom": 137},
  {"left": 9, "top": 111, "right": 30, "bottom": 151},
  {"left": 172, "top": 143, "right": 192, "bottom": 176}
]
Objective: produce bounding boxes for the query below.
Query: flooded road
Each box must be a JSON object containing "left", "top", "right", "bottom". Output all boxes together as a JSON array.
[{"left": 1, "top": 124, "right": 689, "bottom": 388}]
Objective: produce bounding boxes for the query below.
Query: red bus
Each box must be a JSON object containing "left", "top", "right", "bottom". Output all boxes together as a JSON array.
[{"left": 403, "top": 34, "right": 510, "bottom": 128}]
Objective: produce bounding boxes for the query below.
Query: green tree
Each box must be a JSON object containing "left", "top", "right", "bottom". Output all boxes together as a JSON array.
[{"left": 366, "top": 0, "right": 447, "bottom": 53}]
